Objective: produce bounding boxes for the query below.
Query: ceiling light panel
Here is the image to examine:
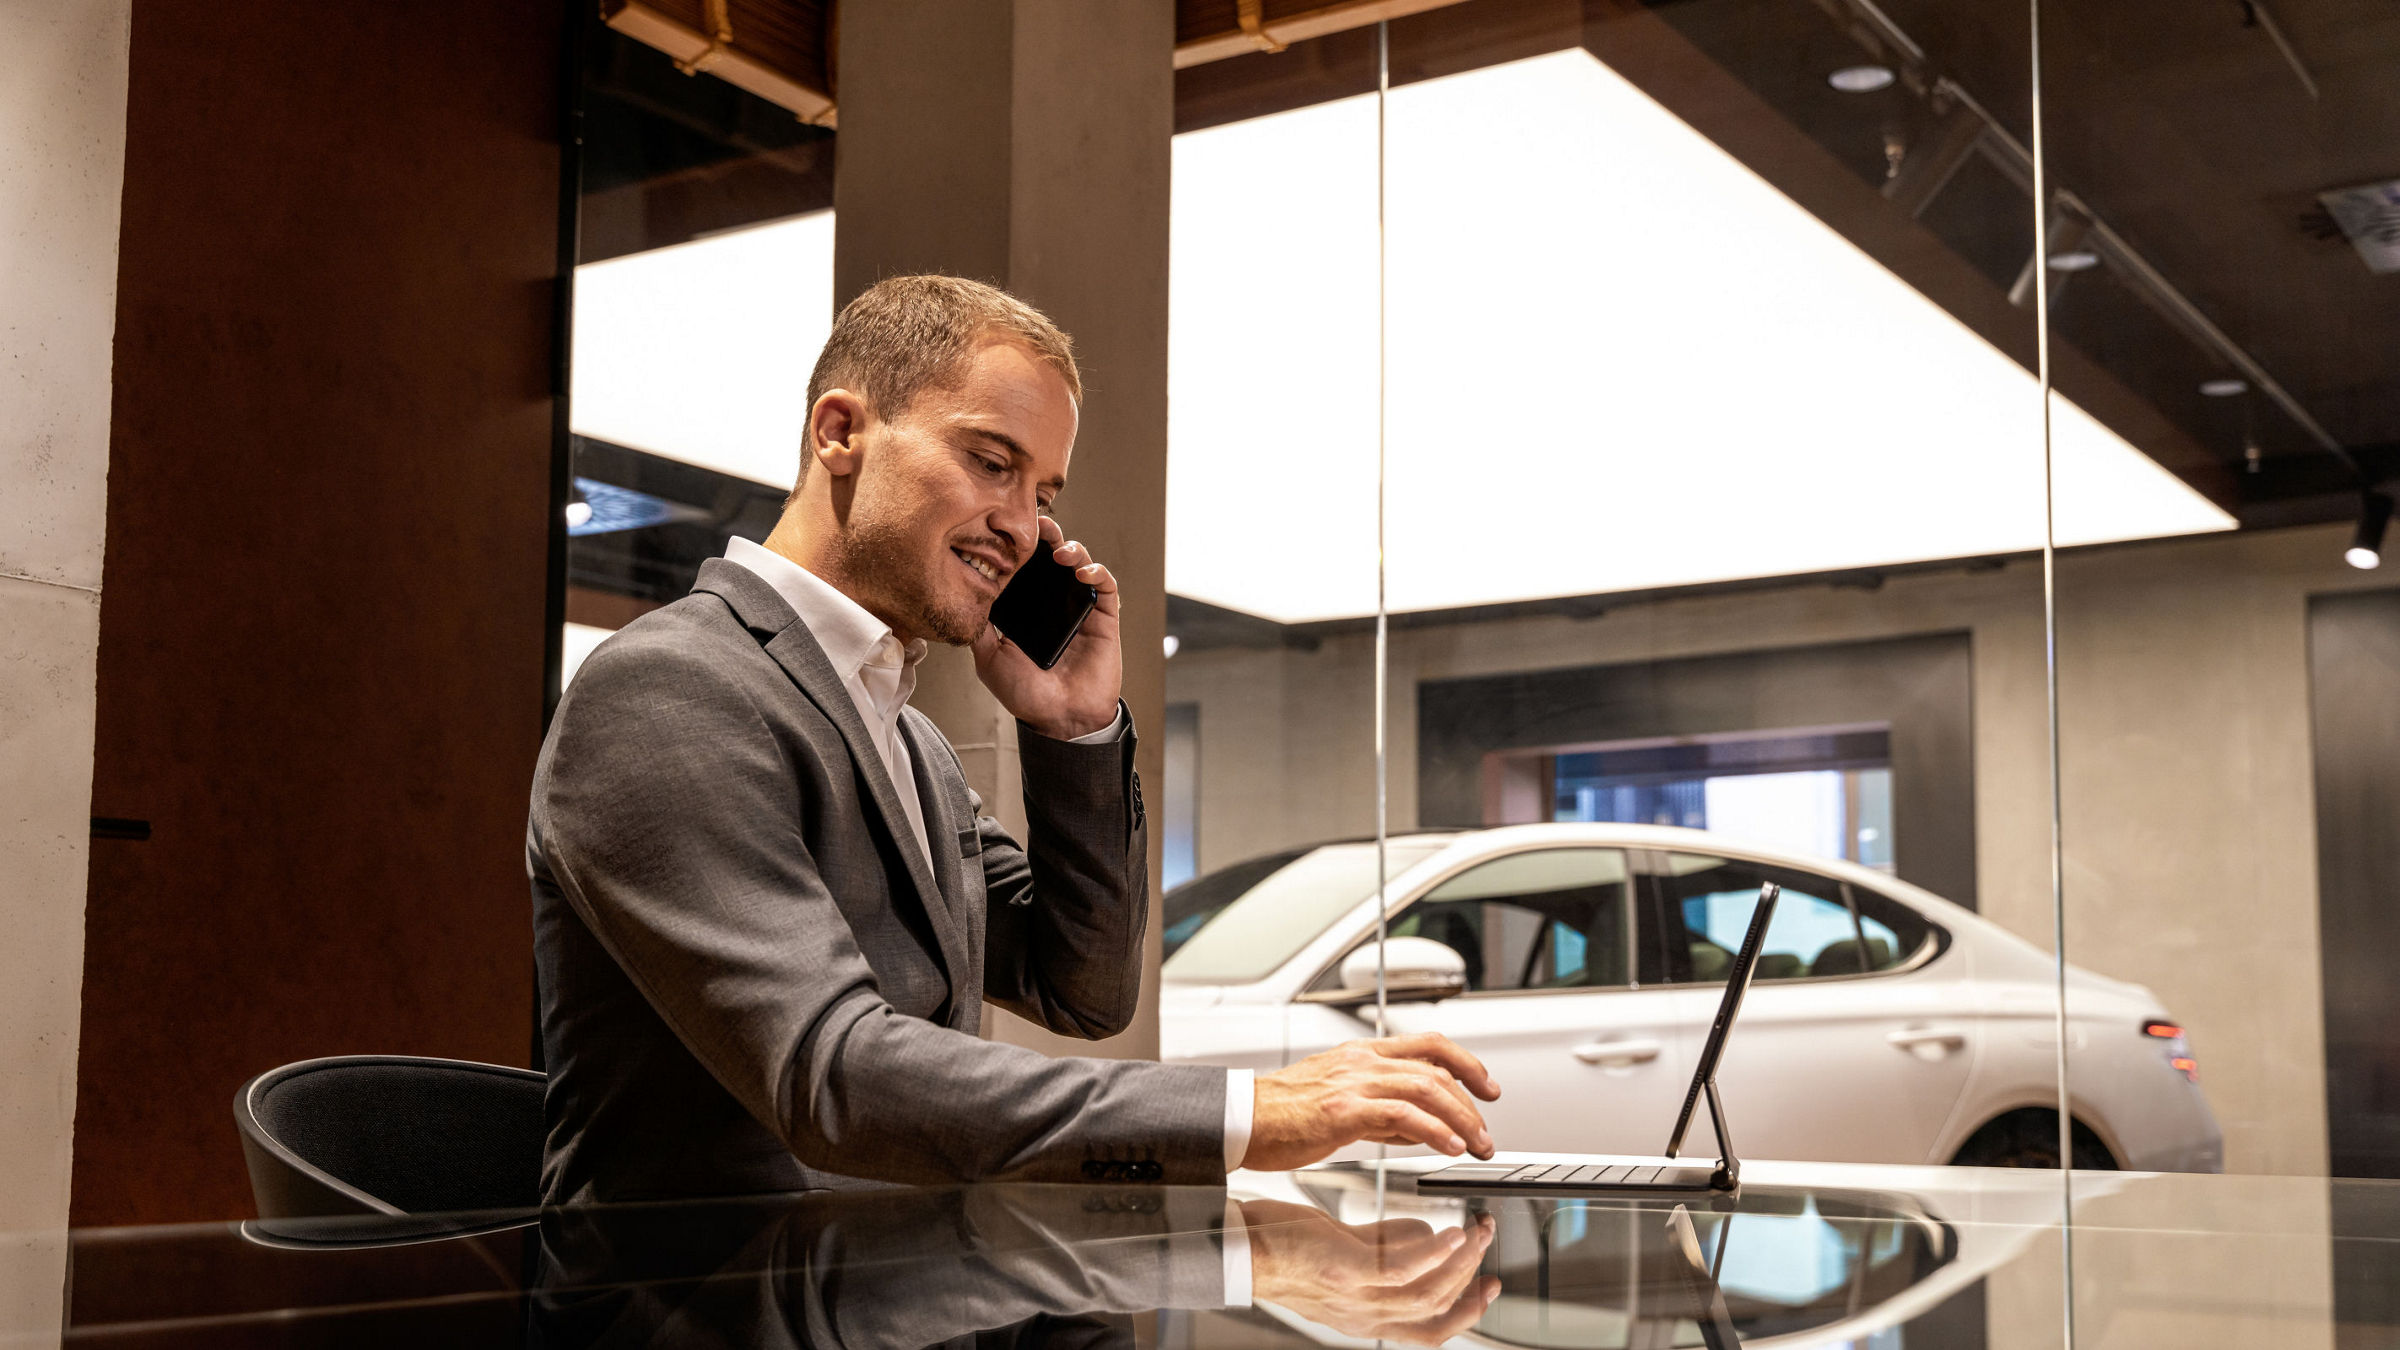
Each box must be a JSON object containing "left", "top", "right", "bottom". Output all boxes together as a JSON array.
[
  {"left": 1168, "top": 49, "right": 2232, "bottom": 623},
  {"left": 569, "top": 213, "right": 834, "bottom": 489}
]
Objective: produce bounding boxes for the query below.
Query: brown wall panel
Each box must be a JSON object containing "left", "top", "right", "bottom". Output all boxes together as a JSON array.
[{"left": 76, "top": 1, "right": 562, "bottom": 1224}]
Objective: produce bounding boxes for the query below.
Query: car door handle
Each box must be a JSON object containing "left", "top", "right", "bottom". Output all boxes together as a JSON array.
[
  {"left": 1888, "top": 1028, "right": 1967, "bottom": 1058},
  {"left": 1573, "top": 1038, "right": 1662, "bottom": 1067}
]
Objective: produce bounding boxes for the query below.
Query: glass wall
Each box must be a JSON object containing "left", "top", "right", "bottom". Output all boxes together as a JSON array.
[
  {"left": 1155, "top": 1, "right": 2125, "bottom": 1260},
  {"left": 2037, "top": 0, "right": 2400, "bottom": 1332},
  {"left": 1160, "top": 0, "right": 2398, "bottom": 1341},
  {"left": 1159, "top": 24, "right": 1392, "bottom": 1058}
]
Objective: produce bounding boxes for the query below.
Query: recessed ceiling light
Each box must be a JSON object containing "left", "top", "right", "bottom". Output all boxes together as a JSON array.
[
  {"left": 2199, "top": 378, "right": 2248, "bottom": 397},
  {"left": 2047, "top": 249, "right": 2100, "bottom": 271},
  {"left": 2349, "top": 493, "right": 2392, "bottom": 570},
  {"left": 1827, "top": 65, "right": 1895, "bottom": 93}
]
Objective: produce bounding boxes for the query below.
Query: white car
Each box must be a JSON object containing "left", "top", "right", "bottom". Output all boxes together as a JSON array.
[{"left": 1161, "top": 824, "right": 2222, "bottom": 1172}]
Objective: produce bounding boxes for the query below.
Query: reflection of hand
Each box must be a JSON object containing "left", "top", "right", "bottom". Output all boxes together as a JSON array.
[
  {"left": 1241, "top": 1199, "right": 1500, "bottom": 1346},
  {"left": 1244, "top": 1033, "right": 1502, "bottom": 1170}
]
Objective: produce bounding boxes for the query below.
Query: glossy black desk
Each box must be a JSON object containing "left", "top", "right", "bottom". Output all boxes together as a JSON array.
[{"left": 57, "top": 1157, "right": 2400, "bottom": 1348}]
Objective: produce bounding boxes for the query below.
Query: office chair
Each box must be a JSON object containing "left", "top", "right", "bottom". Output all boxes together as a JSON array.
[{"left": 234, "top": 1054, "right": 546, "bottom": 1221}]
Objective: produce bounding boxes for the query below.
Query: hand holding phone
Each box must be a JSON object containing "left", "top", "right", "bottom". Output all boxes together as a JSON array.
[
  {"left": 971, "top": 520, "right": 1122, "bottom": 741},
  {"left": 988, "top": 539, "right": 1098, "bottom": 670}
]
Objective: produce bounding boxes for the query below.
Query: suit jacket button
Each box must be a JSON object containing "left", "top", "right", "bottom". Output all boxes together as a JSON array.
[
  {"left": 1132, "top": 1161, "right": 1162, "bottom": 1181},
  {"left": 1081, "top": 1161, "right": 1109, "bottom": 1180}
]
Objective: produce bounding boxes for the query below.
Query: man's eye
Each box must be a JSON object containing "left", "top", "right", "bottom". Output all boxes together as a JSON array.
[{"left": 979, "top": 457, "right": 1008, "bottom": 475}]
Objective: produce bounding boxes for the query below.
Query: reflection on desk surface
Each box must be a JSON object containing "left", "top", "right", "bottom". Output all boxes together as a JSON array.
[
  {"left": 1218, "top": 1170, "right": 1962, "bottom": 1350},
  {"left": 58, "top": 1162, "right": 2400, "bottom": 1349}
]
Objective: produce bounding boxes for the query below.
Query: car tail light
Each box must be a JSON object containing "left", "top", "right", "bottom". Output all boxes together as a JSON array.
[{"left": 2145, "top": 1020, "right": 2199, "bottom": 1082}]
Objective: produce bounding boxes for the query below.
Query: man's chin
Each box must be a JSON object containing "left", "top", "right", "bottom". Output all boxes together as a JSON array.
[{"left": 916, "top": 600, "right": 989, "bottom": 648}]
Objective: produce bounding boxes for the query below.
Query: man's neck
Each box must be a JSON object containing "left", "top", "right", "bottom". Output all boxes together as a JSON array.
[{"left": 760, "top": 515, "right": 920, "bottom": 646}]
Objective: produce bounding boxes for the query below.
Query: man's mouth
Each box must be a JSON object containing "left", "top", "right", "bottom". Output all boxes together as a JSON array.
[{"left": 952, "top": 547, "right": 1007, "bottom": 588}]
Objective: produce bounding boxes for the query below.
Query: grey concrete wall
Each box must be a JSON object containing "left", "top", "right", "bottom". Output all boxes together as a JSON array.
[
  {"left": 0, "top": 0, "right": 131, "bottom": 1335},
  {"left": 1166, "top": 523, "right": 2386, "bottom": 1178}
]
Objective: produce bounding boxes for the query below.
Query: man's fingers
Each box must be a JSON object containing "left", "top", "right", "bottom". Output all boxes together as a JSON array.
[
  {"left": 1366, "top": 1099, "right": 1467, "bottom": 1155},
  {"left": 1382, "top": 1275, "right": 1500, "bottom": 1346},
  {"left": 1388, "top": 1056, "right": 1490, "bottom": 1148},
  {"left": 1393, "top": 1216, "right": 1492, "bottom": 1303},
  {"left": 1374, "top": 1228, "right": 1498, "bottom": 1348},
  {"left": 1376, "top": 1067, "right": 1493, "bottom": 1157},
  {"left": 1364, "top": 1221, "right": 1465, "bottom": 1285},
  {"left": 1354, "top": 1216, "right": 1441, "bottom": 1246},
  {"left": 1368, "top": 1032, "right": 1501, "bottom": 1101}
]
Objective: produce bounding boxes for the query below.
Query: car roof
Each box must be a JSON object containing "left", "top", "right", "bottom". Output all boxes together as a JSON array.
[{"left": 1404, "top": 822, "right": 1968, "bottom": 913}]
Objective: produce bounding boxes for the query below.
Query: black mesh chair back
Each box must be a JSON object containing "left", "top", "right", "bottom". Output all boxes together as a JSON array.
[{"left": 234, "top": 1055, "right": 546, "bottom": 1219}]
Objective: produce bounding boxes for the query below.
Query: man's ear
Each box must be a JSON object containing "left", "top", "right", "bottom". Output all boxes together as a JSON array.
[{"left": 809, "top": 389, "right": 868, "bottom": 477}]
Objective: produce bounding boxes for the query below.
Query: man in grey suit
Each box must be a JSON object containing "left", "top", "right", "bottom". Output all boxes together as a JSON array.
[{"left": 529, "top": 276, "right": 1499, "bottom": 1203}]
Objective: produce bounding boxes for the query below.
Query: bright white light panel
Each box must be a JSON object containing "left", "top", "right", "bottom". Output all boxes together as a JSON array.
[
  {"left": 571, "top": 212, "right": 834, "bottom": 490},
  {"left": 569, "top": 49, "right": 2233, "bottom": 625},
  {"left": 561, "top": 621, "right": 613, "bottom": 688},
  {"left": 1168, "top": 48, "right": 2231, "bottom": 622}
]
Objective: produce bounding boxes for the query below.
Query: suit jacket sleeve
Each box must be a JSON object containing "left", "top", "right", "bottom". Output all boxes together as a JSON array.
[
  {"left": 533, "top": 640, "right": 1225, "bottom": 1186},
  {"left": 977, "top": 713, "right": 1151, "bottom": 1038},
  {"left": 791, "top": 1187, "right": 1234, "bottom": 1350}
]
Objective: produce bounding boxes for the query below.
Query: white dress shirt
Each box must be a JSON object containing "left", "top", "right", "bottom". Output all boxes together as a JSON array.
[{"left": 719, "top": 539, "right": 1254, "bottom": 1176}]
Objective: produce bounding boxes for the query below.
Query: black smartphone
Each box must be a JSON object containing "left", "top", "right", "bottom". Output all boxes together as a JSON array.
[{"left": 989, "top": 542, "right": 1099, "bottom": 670}]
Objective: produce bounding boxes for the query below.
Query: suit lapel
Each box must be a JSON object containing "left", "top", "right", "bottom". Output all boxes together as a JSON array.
[
  {"left": 899, "top": 713, "right": 981, "bottom": 1019},
  {"left": 692, "top": 560, "right": 965, "bottom": 989},
  {"left": 899, "top": 716, "right": 974, "bottom": 899}
]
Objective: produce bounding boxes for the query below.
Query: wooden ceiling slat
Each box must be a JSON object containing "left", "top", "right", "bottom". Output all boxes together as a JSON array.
[
  {"left": 1173, "top": 0, "right": 1475, "bottom": 67},
  {"left": 605, "top": 0, "right": 1483, "bottom": 121},
  {"left": 602, "top": 0, "right": 834, "bottom": 124}
]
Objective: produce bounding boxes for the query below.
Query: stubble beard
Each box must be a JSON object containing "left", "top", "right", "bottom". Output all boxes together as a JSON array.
[{"left": 835, "top": 509, "right": 986, "bottom": 647}]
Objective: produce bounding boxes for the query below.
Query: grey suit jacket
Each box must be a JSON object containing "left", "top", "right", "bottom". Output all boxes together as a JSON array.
[{"left": 529, "top": 558, "right": 1226, "bottom": 1203}]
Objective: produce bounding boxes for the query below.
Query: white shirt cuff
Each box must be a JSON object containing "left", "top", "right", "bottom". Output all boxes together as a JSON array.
[
  {"left": 1065, "top": 704, "right": 1130, "bottom": 745},
  {"left": 1222, "top": 1068, "right": 1254, "bottom": 1172},
  {"left": 1220, "top": 1194, "right": 1253, "bottom": 1307}
]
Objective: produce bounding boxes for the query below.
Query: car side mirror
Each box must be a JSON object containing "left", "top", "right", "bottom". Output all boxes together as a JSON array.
[{"left": 1328, "top": 937, "right": 1469, "bottom": 1006}]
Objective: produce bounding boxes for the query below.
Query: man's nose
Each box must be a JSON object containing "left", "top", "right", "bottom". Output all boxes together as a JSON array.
[{"left": 993, "top": 495, "right": 1040, "bottom": 561}]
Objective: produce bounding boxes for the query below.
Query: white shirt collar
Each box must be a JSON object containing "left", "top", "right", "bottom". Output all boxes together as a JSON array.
[{"left": 723, "top": 537, "right": 928, "bottom": 695}]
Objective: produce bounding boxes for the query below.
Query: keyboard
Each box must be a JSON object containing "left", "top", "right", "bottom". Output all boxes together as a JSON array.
[{"left": 1415, "top": 1158, "right": 1727, "bottom": 1195}]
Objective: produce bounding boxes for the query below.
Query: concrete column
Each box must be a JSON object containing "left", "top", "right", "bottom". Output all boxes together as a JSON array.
[
  {"left": 834, "top": 0, "right": 1176, "bottom": 1059},
  {"left": 0, "top": 4, "right": 131, "bottom": 1337}
]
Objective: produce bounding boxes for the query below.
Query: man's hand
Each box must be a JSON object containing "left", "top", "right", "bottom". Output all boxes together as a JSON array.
[
  {"left": 1242, "top": 1033, "right": 1502, "bottom": 1171},
  {"left": 971, "top": 517, "right": 1122, "bottom": 741},
  {"left": 1242, "top": 1199, "right": 1500, "bottom": 1345}
]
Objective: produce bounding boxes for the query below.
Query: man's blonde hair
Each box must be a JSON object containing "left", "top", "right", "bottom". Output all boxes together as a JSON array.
[{"left": 798, "top": 275, "right": 1082, "bottom": 485}]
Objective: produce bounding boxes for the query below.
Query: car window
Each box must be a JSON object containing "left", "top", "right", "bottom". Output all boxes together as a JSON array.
[
  {"left": 1383, "top": 849, "right": 1632, "bottom": 994},
  {"left": 1652, "top": 854, "right": 1897, "bottom": 982},
  {"left": 1163, "top": 840, "right": 1450, "bottom": 984},
  {"left": 1841, "top": 885, "right": 1935, "bottom": 974},
  {"left": 1160, "top": 847, "right": 1309, "bottom": 960}
]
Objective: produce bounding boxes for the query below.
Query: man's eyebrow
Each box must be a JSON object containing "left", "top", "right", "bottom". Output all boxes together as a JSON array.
[{"left": 962, "top": 427, "right": 1067, "bottom": 493}]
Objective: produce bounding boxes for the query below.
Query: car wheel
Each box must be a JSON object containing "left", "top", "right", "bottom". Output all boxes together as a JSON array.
[{"left": 1950, "top": 1109, "right": 2119, "bottom": 1170}]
